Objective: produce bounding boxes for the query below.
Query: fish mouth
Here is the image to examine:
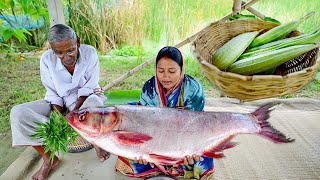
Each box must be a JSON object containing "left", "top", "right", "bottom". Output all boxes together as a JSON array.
[
  {"left": 65, "top": 113, "right": 80, "bottom": 133},
  {"left": 65, "top": 113, "right": 74, "bottom": 125}
]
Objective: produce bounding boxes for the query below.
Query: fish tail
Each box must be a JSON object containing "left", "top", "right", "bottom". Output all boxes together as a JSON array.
[{"left": 252, "top": 103, "right": 294, "bottom": 143}]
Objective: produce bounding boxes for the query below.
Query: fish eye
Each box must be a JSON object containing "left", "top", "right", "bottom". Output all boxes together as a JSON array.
[{"left": 79, "top": 113, "right": 86, "bottom": 121}]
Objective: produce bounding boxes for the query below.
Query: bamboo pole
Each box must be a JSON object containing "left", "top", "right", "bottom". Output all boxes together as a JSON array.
[
  {"left": 243, "top": 1, "right": 266, "bottom": 19},
  {"left": 47, "top": 0, "right": 65, "bottom": 27},
  {"left": 102, "top": 0, "right": 261, "bottom": 91},
  {"left": 232, "top": 0, "right": 242, "bottom": 15}
]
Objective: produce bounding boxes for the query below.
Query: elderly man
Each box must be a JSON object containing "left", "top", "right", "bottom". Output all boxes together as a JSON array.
[{"left": 10, "top": 24, "right": 109, "bottom": 180}]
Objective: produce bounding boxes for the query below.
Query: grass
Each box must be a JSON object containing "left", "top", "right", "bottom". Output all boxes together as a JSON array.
[
  {"left": 250, "top": 0, "right": 320, "bottom": 33},
  {"left": 141, "top": 0, "right": 233, "bottom": 44},
  {"left": 0, "top": 55, "right": 45, "bottom": 133},
  {"left": 142, "top": 0, "right": 320, "bottom": 45},
  {"left": 0, "top": 131, "right": 26, "bottom": 177},
  {"left": 64, "top": 0, "right": 320, "bottom": 54},
  {"left": 67, "top": 0, "right": 145, "bottom": 54},
  {"left": 108, "top": 45, "right": 150, "bottom": 57}
]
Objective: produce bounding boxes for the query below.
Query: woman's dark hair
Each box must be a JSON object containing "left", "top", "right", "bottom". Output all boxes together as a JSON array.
[{"left": 156, "top": 46, "right": 183, "bottom": 71}]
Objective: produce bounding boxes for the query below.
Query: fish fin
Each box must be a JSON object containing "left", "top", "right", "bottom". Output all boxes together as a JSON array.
[
  {"left": 202, "top": 151, "right": 225, "bottom": 158},
  {"left": 251, "top": 103, "right": 295, "bottom": 143},
  {"left": 149, "top": 153, "right": 181, "bottom": 165},
  {"left": 217, "top": 141, "right": 238, "bottom": 150},
  {"left": 207, "top": 141, "right": 238, "bottom": 152},
  {"left": 112, "top": 131, "right": 152, "bottom": 145},
  {"left": 202, "top": 142, "right": 237, "bottom": 158},
  {"left": 202, "top": 137, "right": 238, "bottom": 159}
]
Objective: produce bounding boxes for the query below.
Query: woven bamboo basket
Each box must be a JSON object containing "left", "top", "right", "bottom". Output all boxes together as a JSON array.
[
  {"left": 191, "top": 19, "right": 319, "bottom": 101},
  {"left": 68, "top": 135, "right": 93, "bottom": 153}
]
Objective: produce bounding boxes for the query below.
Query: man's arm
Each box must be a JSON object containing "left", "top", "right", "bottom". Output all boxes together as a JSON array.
[
  {"left": 40, "top": 53, "right": 64, "bottom": 111},
  {"left": 77, "top": 47, "right": 100, "bottom": 99},
  {"left": 72, "top": 96, "right": 88, "bottom": 111}
]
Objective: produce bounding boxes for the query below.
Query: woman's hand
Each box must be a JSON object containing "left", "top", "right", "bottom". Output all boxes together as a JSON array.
[
  {"left": 182, "top": 155, "right": 204, "bottom": 166},
  {"left": 133, "top": 154, "right": 203, "bottom": 167},
  {"left": 134, "top": 157, "right": 155, "bottom": 168}
]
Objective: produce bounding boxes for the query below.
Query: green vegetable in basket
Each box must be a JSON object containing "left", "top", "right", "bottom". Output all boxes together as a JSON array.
[
  {"left": 212, "top": 31, "right": 259, "bottom": 70},
  {"left": 228, "top": 44, "right": 319, "bottom": 75},
  {"left": 229, "top": 14, "right": 281, "bottom": 24},
  {"left": 263, "top": 17, "right": 281, "bottom": 24},
  {"left": 249, "top": 12, "right": 315, "bottom": 48},
  {"left": 239, "top": 26, "right": 320, "bottom": 59},
  {"left": 32, "top": 111, "right": 78, "bottom": 162}
]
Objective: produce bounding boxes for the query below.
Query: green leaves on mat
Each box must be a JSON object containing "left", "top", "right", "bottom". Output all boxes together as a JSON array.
[{"left": 31, "top": 111, "right": 78, "bottom": 162}]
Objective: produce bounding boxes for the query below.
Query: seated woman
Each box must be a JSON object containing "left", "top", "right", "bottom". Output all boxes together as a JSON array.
[{"left": 115, "top": 46, "right": 214, "bottom": 179}]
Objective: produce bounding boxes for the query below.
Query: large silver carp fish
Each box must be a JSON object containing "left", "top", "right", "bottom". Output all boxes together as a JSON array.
[{"left": 66, "top": 103, "right": 293, "bottom": 165}]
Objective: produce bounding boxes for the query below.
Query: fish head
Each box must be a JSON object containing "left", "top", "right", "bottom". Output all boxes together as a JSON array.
[{"left": 66, "top": 107, "right": 119, "bottom": 137}]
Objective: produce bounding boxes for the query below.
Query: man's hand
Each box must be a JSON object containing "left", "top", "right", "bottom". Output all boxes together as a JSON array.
[
  {"left": 72, "top": 96, "right": 88, "bottom": 111},
  {"left": 51, "top": 104, "right": 63, "bottom": 114}
]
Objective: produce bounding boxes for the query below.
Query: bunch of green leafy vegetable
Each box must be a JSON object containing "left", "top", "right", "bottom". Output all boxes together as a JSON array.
[{"left": 32, "top": 111, "right": 78, "bottom": 162}]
